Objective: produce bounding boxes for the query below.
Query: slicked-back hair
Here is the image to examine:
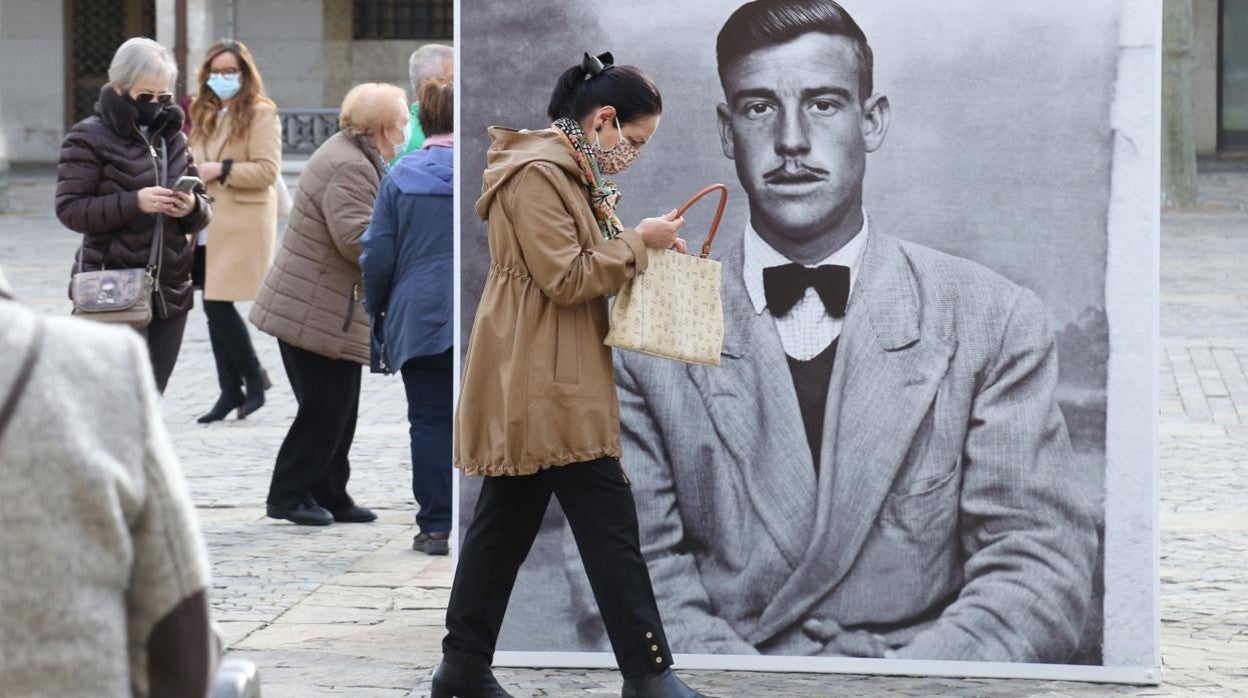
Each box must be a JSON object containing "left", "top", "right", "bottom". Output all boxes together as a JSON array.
[{"left": 716, "top": 0, "right": 874, "bottom": 101}]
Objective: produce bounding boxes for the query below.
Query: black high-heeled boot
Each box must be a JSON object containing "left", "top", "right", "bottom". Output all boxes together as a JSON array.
[
  {"left": 429, "top": 653, "right": 512, "bottom": 698},
  {"left": 199, "top": 321, "right": 244, "bottom": 424},
  {"left": 621, "top": 669, "right": 712, "bottom": 698},
  {"left": 196, "top": 390, "right": 245, "bottom": 423},
  {"left": 239, "top": 367, "right": 272, "bottom": 419}
]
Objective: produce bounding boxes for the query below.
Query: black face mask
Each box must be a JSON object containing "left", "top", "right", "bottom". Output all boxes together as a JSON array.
[{"left": 125, "top": 94, "right": 163, "bottom": 127}]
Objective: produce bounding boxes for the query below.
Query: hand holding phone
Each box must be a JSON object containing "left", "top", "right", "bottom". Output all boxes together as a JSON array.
[{"left": 173, "top": 175, "right": 202, "bottom": 193}]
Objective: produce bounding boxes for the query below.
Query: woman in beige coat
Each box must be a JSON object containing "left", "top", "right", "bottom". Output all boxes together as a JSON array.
[
  {"left": 435, "top": 53, "right": 708, "bottom": 698},
  {"left": 188, "top": 39, "right": 280, "bottom": 423},
  {"left": 250, "top": 83, "right": 408, "bottom": 527}
]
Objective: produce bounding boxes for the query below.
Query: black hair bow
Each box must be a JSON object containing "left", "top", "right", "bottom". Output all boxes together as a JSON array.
[{"left": 582, "top": 51, "right": 615, "bottom": 78}]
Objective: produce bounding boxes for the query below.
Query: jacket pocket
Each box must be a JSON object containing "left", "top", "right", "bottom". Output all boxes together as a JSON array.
[
  {"left": 232, "top": 188, "right": 269, "bottom": 205},
  {"left": 880, "top": 465, "right": 960, "bottom": 542},
  {"left": 342, "top": 283, "right": 358, "bottom": 332},
  {"left": 554, "top": 307, "right": 578, "bottom": 384}
]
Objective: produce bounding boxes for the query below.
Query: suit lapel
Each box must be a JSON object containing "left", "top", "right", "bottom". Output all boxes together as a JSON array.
[
  {"left": 688, "top": 247, "right": 816, "bottom": 569},
  {"left": 748, "top": 233, "right": 954, "bottom": 645}
]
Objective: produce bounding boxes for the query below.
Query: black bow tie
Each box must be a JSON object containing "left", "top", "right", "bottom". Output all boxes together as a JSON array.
[{"left": 762, "top": 263, "right": 850, "bottom": 318}]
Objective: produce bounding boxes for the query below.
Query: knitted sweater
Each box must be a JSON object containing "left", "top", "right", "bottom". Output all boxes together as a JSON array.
[{"left": 0, "top": 275, "right": 215, "bottom": 698}]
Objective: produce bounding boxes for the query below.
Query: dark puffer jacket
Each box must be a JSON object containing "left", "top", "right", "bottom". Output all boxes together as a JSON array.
[{"left": 56, "top": 85, "right": 211, "bottom": 317}]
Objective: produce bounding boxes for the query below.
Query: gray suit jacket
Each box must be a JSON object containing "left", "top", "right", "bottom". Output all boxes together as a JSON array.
[{"left": 565, "top": 230, "right": 1097, "bottom": 663}]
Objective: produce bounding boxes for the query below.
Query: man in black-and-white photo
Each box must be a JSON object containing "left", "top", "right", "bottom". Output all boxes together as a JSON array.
[{"left": 567, "top": 0, "right": 1099, "bottom": 663}]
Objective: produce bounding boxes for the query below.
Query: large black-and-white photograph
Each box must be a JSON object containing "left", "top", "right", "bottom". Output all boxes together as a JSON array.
[{"left": 457, "top": 0, "right": 1159, "bottom": 681}]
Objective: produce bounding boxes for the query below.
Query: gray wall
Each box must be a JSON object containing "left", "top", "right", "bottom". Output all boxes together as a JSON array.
[{"left": 0, "top": 0, "right": 66, "bottom": 162}]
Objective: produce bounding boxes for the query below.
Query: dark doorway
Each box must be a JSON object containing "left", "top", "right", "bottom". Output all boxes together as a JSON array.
[
  {"left": 65, "top": 0, "right": 156, "bottom": 131},
  {"left": 1221, "top": 0, "right": 1248, "bottom": 150}
]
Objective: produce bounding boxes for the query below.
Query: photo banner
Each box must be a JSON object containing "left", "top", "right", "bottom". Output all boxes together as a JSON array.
[{"left": 456, "top": 0, "right": 1160, "bottom": 683}]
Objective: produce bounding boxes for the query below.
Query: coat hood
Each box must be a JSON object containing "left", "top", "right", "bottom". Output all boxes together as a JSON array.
[
  {"left": 390, "top": 146, "right": 453, "bottom": 196},
  {"left": 474, "top": 127, "right": 580, "bottom": 221}
]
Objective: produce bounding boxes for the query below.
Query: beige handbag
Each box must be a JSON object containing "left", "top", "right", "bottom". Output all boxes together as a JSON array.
[{"left": 605, "top": 184, "right": 727, "bottom": 366}]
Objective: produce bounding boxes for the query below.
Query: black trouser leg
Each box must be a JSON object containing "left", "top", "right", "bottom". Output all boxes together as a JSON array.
[
  {"left": 138, "top": 309, "right": 188, "bottom": 394},
  {"left": 266, "top": 341, "right": 361, "bottom": 510},
  {"left": 309, "top": 367, "right": 360, "bottom": 512},
  {"left": 443, "top": 473, "right": 553, "bottom": 662},
  {"left": 206, "top": 317, "right": 242, "bottom": 396},
  {"left": 203, "top": 299, "right": 261, "bottom": 382},
  {"left": 554, "top": 457, "right": 673, "bottom": 678}
]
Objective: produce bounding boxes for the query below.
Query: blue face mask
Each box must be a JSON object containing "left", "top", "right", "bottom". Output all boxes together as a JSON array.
[
  {"left": 207, "top": 73, "right": 242, "bottom": 100},
  {"left": 401, "top": 119, "right": 413, "bottom": 148}
]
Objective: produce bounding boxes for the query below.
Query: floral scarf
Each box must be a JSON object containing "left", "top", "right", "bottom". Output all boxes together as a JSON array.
[{"left": 551, "top": 117, "right": 623, "bottom": 240}]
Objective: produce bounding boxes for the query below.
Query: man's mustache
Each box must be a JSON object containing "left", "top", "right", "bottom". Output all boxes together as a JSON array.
[{"left": 762, "top": 163, "right": 829, "bottom": 184}]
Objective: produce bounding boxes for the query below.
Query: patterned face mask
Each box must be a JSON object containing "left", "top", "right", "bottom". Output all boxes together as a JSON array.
[{"left": 592, "top": 117, "right": 641, "bottom": 174}]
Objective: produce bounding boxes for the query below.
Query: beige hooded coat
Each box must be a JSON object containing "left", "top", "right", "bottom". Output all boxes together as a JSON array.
[{"left": 455, "top": 127, "right": 650, "bottom": 476}]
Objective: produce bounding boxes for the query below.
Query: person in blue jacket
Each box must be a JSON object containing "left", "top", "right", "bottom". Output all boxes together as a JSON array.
[{"left": 361, "top": 81, "right": 454, "bottom": 554}]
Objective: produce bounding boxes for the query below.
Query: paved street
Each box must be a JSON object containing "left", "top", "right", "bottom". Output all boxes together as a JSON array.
[{"left": 2, "top": 167, "right": 1246, "bottom": 696}]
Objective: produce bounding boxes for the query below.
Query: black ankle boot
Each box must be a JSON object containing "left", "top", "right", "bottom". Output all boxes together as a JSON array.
[
  {"left": 429, "top": 654, "right": 512, "bottom": 698},
  {"left": 621, "top": 669, "right": 711, "bottom": 698},
  {"left": 197, "top": 390, "right": 245, "bottom": 424},
  {"left": 239, "top": 367, "right": 272, "bottom": 419}
]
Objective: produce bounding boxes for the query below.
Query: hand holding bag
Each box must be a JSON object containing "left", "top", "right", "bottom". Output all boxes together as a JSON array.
[
  {"left": 604, "top": 183, "right": 728, "bottom": 366},
  {"left": 70, "top": 140, "right": 167, "bottom": 327}
]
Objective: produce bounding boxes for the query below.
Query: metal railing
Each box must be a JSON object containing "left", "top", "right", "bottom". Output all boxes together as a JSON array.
[{"left": 278, "top": 109, "right": 339, "bottom": 156}]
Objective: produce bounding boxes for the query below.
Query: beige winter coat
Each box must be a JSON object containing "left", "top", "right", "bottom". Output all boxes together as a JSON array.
[
  {"left": 249, "top": 130, "right": 384, "bottom": 364},
  {"left": 189, "top": 101, "right": 281, "bottom": 301},
  {"left": 455, "top": 127, "right": 650, "bottom": 476}
]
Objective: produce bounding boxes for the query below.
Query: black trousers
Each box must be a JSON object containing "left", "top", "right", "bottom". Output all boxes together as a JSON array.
[
  {"left": 266, "top": 340, "right": 360, "bottom": 511},
  {"left": 196, "top": 246, "right": 263, "bottom": 394},
  {"left": 444, "top": 456, "right": 673, "bottom": 679},
  {"left": 204, "top": 300, "right": 262, "bottom": 394},
  {"left": 136, "top": 309, "right": 188, "bottom": 394}
]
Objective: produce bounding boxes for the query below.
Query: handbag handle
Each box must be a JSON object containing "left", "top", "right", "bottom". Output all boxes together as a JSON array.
[{"left": 674, "top": 183, "right": 728, "bottom": 259}]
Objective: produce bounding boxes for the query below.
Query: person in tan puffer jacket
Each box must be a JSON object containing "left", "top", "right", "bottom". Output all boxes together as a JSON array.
[{"left": 250, "top": 83, "right": 409, "bottom": 526}]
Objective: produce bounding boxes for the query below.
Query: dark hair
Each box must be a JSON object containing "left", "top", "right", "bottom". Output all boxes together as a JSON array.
[
  {"left": 716, "top": 0, "right": 873, "bottom": 101},
  {"left": 546, "top": 62, "right": 662, "bottom": 123},
  {"left": 418, "top": 80, "right": 453, "bottom": 136}
]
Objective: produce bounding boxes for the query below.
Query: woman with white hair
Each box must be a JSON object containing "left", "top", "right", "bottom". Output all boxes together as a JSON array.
[
  {"left": 250, "top": 83, "right": 409, "bottom": 526},
  {"left": 56, "top": 37, "right": 212, "bottom": 393}
]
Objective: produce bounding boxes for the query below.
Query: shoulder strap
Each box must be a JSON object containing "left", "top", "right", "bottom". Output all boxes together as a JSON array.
[{"left": 0, "top": 307, "right": 44, "bottom": 446}]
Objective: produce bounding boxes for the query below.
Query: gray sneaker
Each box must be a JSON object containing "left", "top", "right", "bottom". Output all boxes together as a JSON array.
[{"left": 413, "top": 531, "right": 449, "bottom": 555}]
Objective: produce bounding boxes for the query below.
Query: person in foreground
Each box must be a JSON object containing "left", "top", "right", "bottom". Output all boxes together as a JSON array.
[
  {"left": 250, "top": 83, "right": 409, "bottom": 526},
  {"left": 361, "top": 80, "right": 456, "bottom": 555},
  {"left": 577, "top": 0, "right": 1099, "bottom": 663},
  {"left": 0, "top": 271, "right": 216, "bottom": 697},
  {"left": 434, "top": 53, "right": 711, "bottom": 698}
]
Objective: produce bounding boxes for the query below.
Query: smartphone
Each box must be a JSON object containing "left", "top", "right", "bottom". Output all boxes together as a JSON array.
[{"left": 173, "top": 175, "right": 202, "bottom": 193}]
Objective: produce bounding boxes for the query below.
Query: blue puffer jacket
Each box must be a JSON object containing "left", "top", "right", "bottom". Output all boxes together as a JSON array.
[{"left": 360, "top": 145, "right": 453, "bottom": 373}]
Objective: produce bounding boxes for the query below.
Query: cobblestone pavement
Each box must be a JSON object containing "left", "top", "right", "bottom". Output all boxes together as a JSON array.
[{"left": 2, "top": 169, "right": 1246, "bottom": 696}]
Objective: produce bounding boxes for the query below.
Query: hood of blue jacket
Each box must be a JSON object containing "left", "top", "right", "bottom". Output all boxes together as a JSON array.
[{"left": 389, "top": 146, "right": 453, "bottom": 196}]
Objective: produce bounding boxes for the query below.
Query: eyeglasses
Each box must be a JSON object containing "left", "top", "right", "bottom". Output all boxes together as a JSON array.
[{"left": 134, "top": 91, "right": 174, "bottom": 105}]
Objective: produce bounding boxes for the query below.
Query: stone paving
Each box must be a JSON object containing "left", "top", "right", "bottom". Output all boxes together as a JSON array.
[{"left": 2, "top": 168, "right": 1247, "bottom": 696}]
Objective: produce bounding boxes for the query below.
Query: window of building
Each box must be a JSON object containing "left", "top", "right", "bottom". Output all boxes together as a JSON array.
[{"left": 353, "top": 0, "right": 452, "bottom": 40}]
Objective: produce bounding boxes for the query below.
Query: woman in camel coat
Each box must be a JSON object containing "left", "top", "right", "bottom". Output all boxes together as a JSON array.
[{"left": 188, "top": 39, "right": 280, "bottom": 423}]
